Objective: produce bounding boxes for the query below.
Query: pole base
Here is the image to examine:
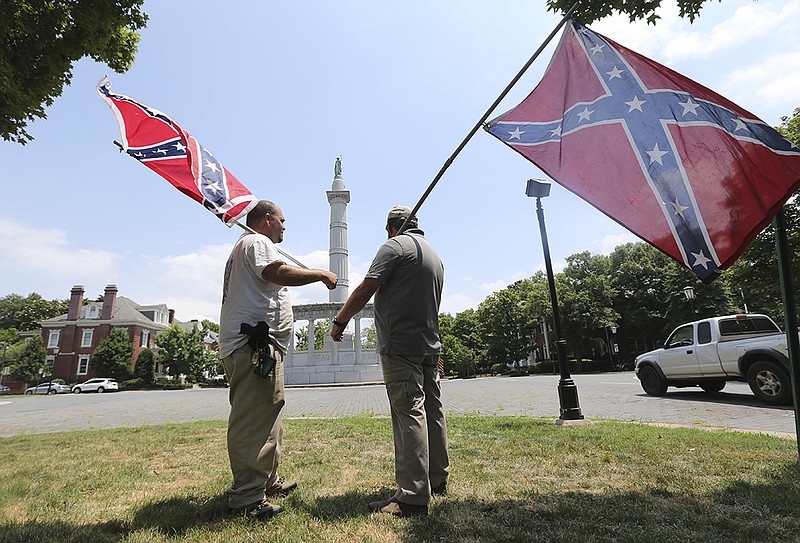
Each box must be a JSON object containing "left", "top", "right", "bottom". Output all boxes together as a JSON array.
[{"left": 558, "top": 379, "right": 584, "bottom": 420}]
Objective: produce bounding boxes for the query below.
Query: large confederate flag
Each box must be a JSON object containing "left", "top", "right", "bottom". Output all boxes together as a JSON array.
[
  {"left": 97, "top": 77, "right": 257, "bottom": 226},
  {"left": 486, "top": 20, "right": 800, "bottom": 282}
]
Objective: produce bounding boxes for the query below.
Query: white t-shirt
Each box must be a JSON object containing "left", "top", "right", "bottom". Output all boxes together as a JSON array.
[{"left": 218, "top": 233, "right": 293, "bottom": 358}]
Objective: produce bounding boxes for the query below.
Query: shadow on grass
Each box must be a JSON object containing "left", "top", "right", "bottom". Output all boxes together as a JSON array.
[
  {"left": 303, "top": 487, "right": 395, "bottom": 520},
  {"left": 2, "top": 465, "right": 800, "bottom": 542},
  {"left": 0, "top": 494, "right": 229, "bottom": 543}
]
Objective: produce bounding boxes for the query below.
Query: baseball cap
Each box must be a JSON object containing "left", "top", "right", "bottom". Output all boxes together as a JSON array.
[{"left": 387, "top": 205, "right": 413, "bottom": 221}]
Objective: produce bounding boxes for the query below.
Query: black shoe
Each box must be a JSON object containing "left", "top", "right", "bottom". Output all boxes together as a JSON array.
[
  {"left": 368, "top": 497, "right": 428, "bottom": 517},
  {"left": 431, "top": 480, "right": 447, "bottom": 496},
  {"left": 229, "top": 499, "right": 284, "bottom": 520},
  {"left": 266, "top": 476, "right": 298, "bottom": 497}
]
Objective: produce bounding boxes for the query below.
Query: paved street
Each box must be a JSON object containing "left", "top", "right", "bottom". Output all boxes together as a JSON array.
[{"left": 0, "top": 372, "right": 796, "bottom": 438}]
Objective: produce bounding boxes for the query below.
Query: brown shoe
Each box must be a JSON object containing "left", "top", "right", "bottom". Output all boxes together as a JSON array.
[
  {"left": 431, "top": 480, "right": 447, "bottom": 496},
  {"left": 229, "top": 499, "right": 284, "bottom": 520},
  {"left": 266, "top": 476, "right": 298, "bottom": 497},
  {"left": 368, "top": 497, "right": 428, "bottom": 517}
]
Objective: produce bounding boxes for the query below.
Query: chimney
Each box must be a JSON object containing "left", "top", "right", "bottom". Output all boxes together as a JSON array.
[
  {"left": 169, "top": 309, "right": 175, "bottom": 324},
  {"left": 68, "top": 285, "right": 84, "bottom": 320},
  {"left": 101, "top": 284, "right": 118, "bottom": 320}
]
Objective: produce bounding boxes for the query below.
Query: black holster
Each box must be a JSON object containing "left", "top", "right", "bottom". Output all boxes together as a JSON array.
[{"left": 240, "top": 321, "right": 276, "bottom": 378}]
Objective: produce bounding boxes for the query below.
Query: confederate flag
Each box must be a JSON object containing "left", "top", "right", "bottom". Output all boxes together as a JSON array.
[
  {"left": 97, "top": 77, "right": 257, "bottom": 226},
  {"left": 486, "top": 20, "right": 800, "bottom": 282}
]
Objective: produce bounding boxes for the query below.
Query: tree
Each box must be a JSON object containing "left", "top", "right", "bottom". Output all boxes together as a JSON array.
[
  {"left": 441, "top": 334, "right": 473, "bottom": 377},
  {"left": 8, "top": 335, "right": 47, "bottom": 384},
  {"left": 555, "top": 252, "right": 618, "bottom": 365},
  {"left": 1, "top": 0, "right": 148, "bottom": 144},
  {"left": 133, "top": 347, "right": 156, "bottom": 384},
  {"left": 155, "top": 324, "right": 208, "bottom": 381},
  {"left": 0, "top": 293, "right": 69, "bottom": 331},
  {"left": 777, "top": 107, "right": 800, "bottom": 145},
  {"left": 201, "top": 319, "right": 220, "bottom": 333},
  {"left": 546, "top": 0, "right": 716, "bottom": 25},
  {"left": 89, "top": 328, "right": 133, "bottom": 381},
  {"left": 361, "top": 322, "right": 377, "bottom": 349},
  {"left": 294, "top": 320, "right": 329, "bottom": 351},
  {"left": 478, "top": 288, "right": 536, "bottom": 367}
]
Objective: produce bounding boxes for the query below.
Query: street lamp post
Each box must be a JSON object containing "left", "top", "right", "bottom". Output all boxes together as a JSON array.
[
  {"left": 526, "top": 178, "right": 584, "bottom": 421},
  {"left": 0, "top": 341, "right": 7, "bottom": 386},
  {"left": 683, "top": 285, "right": 696, "bottom": 316}
]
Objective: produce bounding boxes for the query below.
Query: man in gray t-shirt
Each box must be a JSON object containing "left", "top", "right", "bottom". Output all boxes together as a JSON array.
[{"left": 331, "top": 205, "right": 449, "bottom": 518}]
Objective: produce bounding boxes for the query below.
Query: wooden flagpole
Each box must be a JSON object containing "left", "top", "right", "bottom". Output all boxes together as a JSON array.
[{"left": 397, "top": 0, "right": 582, "bottom": 234}]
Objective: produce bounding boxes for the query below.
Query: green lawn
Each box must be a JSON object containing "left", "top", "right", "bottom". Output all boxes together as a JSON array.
[{"left": 0, "top": 416, "right": 798, "bottom": 542}]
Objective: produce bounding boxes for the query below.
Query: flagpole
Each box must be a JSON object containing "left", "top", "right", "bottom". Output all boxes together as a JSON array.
[
  {"left": 397, "top": 0, "right": 581, "bottom": 234},
  {"left": 232, "top": 220, "right": 310, "bottom": 269},
  {"left": 773, "top": 209, "right": 800, "bottom": 457}
]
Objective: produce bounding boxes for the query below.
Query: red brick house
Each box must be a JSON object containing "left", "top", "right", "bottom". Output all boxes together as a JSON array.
[{"left": 39, "top": 284, "right": 174, "bottom": 383}]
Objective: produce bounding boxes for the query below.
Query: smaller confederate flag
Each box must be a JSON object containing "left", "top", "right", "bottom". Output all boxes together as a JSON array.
[
  {"left": 97, "top": 76, "right": 257, "bottom": 226},
  {"left": 486, "top": 20, "right": 800, "bottom": 282}
]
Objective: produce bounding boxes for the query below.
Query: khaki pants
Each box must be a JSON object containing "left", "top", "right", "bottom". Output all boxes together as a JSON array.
[
  {"left": 222, "top": 344, "right": 285, "bottom": 509},
  {"left": 380, "top": 353, "right": 450, "bottom": 506}
]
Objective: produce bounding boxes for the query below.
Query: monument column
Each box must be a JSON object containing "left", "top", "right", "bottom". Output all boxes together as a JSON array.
[{"left": 327, "top": 157, "right": 350, "bottom": 303}]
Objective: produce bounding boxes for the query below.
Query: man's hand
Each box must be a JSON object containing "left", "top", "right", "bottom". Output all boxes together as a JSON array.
[{"left": 321, "top": 270, "right": 338, "bottom": 290}]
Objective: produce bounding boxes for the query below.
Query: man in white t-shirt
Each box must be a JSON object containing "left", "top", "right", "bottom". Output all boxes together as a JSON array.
[{"left": 219, "top": 200, "right": 337, "bottom": 520}]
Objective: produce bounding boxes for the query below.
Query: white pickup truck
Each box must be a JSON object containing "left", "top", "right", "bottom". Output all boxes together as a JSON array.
[{"left": 634, "top": 314, "right": 794, "bottom": 405}]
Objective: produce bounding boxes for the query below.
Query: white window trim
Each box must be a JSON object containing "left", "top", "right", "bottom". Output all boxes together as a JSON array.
[
  {"left": 47, "top": 330, "right": 60, "bottom": 348},
  {"left": 77, "top": 356, "right": 90, "bottom": 375},
  {"left": 81, "top": 329, "right": 93, "bottom": 348}
]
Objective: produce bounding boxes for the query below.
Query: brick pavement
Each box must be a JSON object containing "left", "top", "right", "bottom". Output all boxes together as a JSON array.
[{"left": 0, "top": 373, "right": 796, "bottom": 438}]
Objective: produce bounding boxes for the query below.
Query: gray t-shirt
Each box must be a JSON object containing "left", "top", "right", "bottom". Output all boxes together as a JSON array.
[{"left": 365, "top": 229, "right": 443, "bottom": 355}]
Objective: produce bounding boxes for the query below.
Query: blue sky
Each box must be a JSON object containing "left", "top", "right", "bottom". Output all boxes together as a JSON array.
[{"left": 1, "top": 0, "right": 799, "bottom": 323}]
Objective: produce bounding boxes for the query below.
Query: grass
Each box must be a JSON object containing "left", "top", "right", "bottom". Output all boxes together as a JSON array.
[{"left": 0, "top": 416, "right": 799, "bottom": 542}]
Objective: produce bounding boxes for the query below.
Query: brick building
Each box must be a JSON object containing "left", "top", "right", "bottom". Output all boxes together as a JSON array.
[{"left": 39, "top": 284, "right": 174, "bottom": 383}]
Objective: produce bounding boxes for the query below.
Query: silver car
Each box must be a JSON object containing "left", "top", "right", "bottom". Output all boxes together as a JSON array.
[
  {"left": 24, "top": 382, "right": 72, "bottom": 395},
  {"left": 72, "top": 378, "right": 119, "bottom": 394}
]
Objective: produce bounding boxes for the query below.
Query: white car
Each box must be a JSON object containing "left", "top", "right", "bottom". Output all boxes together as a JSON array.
[
  {"left": 24, "top": 382, "right": 72, "bottom": 395},
  {"left": 72, "top": 378, "right": 119, "bottom": 394}
]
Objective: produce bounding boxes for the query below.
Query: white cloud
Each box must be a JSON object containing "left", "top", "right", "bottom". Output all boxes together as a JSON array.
[
  {"left": 721, "top": 49, "right": 800, "bottom": 117},
  {"left": 596, "top": 232, "right": 639, "bottom": 254},
  {"left": 0, "top": 217, "right": 120, "bottom": 286}
]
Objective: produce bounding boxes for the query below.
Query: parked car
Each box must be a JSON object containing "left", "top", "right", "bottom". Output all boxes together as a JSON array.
[
  {"left": 24, "top": 382, "right": 72, "bottom": 395},
  {"left": 72, "top": 378, "right": 119, "bottom": 394},
  {"left": 0, "top": 384, "right": 10, "bottom": 395}
]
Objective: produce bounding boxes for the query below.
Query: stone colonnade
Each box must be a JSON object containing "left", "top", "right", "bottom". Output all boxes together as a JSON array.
[{"left": 286, "top": 302, "right": 381, "bottom": 385}]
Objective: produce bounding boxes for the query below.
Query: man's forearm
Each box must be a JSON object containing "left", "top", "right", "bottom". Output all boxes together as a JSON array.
[{"left": 265, "top": 264, "right": 328, "bottom": 287}]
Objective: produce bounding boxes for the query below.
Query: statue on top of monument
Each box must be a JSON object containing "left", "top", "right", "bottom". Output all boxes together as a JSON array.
[{"left": 334, "top": 156, "right": 342, "bottom": 177}]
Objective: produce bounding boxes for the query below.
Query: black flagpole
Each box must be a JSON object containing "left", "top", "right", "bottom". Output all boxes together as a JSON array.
[
  {"left": 774, "top": 208, "right": 800, "bottom": 458},
  {"left": 398, "top": 0, "right": 581, "bottom": 234}
]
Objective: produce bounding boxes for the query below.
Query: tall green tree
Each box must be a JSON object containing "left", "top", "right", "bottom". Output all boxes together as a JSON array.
[
  {"left": 555, "top": 252, "right": 618, "bottom": 364},
  {"left": 547, "top": 0, "right": 716, "bottom": 24},
  {"left": 89, "top": 328, "right": 133, "bottom": 381},
  {"left": 8, "top": 335, "right": 47, "bottom": 384},
  {"left": 0, "top": 293, "right": 68, "bottom": 331},
  {"left": 478, "top": 288, "right": 535, "bottom": 367},
  {"left": 1, "top": 0, "right": 148, "bottom": 144},
  {"left": 154, "top": 324, "right": 210, "bottom": 381}
]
